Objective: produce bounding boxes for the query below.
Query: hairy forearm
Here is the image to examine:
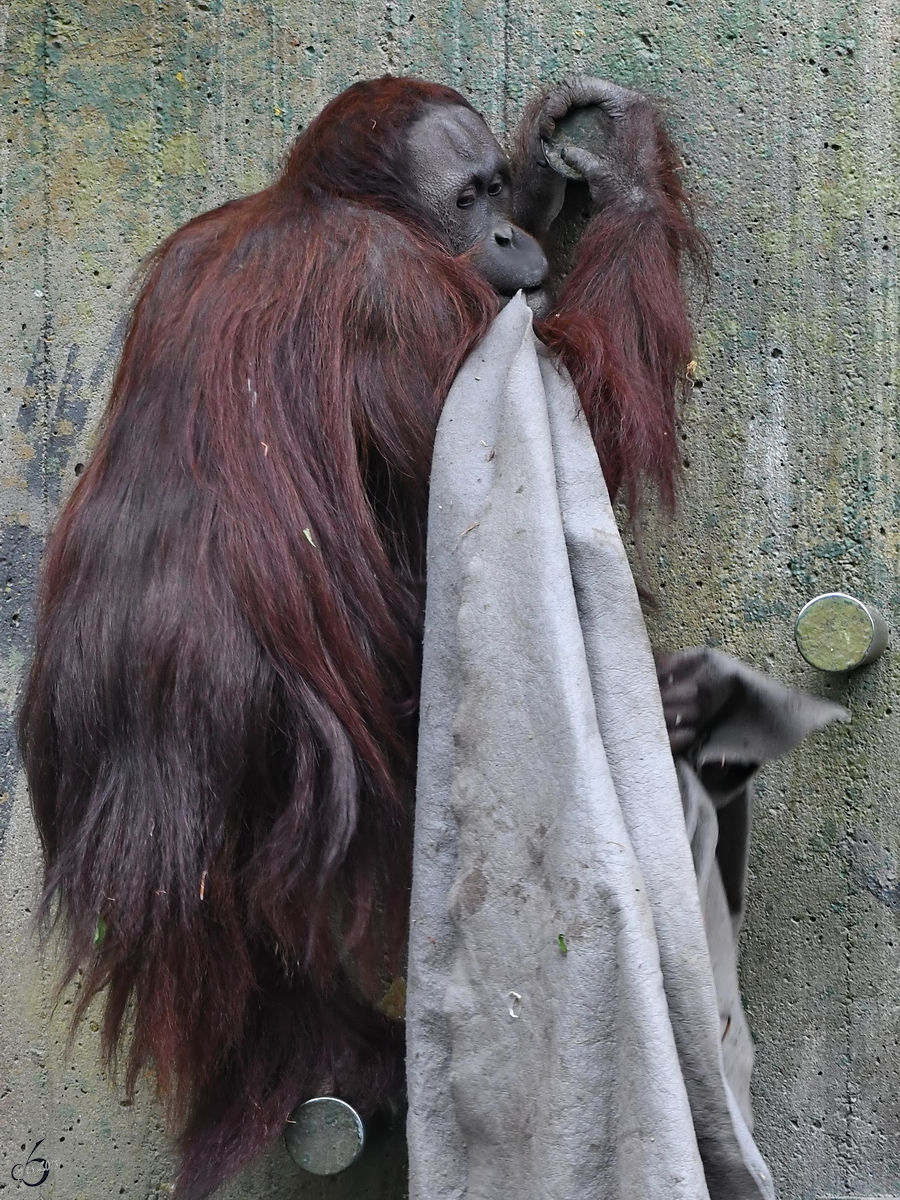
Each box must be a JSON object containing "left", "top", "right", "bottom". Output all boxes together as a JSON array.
[{"left": 536, "top": 187, "right": 706, "bottom": 509}]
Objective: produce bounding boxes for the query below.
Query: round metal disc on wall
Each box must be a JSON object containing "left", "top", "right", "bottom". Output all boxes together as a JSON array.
[
  {"left": 284, "top": 1097, "right": 365, "bottom": 1176},
  {"left": 795, "top": 593, "right": 889, "bottom": 672}
]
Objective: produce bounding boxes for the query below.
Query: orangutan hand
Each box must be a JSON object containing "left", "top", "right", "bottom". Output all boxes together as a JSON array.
[{"left": 655, "top": 649, "right": 715, "bottom": 755}]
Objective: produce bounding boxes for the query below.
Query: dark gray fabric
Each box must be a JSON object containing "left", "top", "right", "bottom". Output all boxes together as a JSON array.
[
  {"left": 672, "top": 649, "right": 850, "bottom": 1125},
  {"left": 406, "top": 297, "right": 846, "bottom": 1200}
]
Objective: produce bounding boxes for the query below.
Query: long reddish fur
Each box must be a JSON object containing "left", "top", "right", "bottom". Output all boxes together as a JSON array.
[
  {"left": 19, "top": 76, "right": 701, "bottom": 1197},
  {"left": 519, "top": 93, "right": 709, "bottom": 508}
]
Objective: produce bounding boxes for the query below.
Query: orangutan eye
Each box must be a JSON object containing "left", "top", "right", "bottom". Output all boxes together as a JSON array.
[
  {"left": 456, "top": 188, "right": 476, "bottom": 208},
  {"left": 487, "top": 179, "right": 503, "bottom": 196}
]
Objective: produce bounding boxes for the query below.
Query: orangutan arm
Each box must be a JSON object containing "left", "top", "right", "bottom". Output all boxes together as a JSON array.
[{"left": 512, "top": 77, "right": 708, "bottom": 509}]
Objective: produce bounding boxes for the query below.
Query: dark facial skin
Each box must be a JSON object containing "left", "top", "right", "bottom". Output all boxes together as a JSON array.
[{"left": 406, "top": 105, "right": 551, "bottom": 317}]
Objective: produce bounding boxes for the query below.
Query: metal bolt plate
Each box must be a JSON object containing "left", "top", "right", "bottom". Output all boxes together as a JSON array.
[
  {"left": 795, "top": 592, "right": 889, "bottom": 672},
  {"left": 284, "top": 1097, "right": 365, "bottom": 1176}
]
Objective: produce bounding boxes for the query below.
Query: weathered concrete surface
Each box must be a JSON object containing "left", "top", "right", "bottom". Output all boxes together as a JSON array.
[{"left": 1, "top": 1, "right": 898, "bottom": 1197}]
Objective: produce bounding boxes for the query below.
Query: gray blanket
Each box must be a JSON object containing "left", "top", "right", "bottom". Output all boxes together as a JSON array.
[{"left": 406, "top": 297, "right": 847, "bottom": 1200}]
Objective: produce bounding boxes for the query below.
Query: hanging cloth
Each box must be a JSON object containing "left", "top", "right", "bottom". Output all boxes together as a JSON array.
[{"left": 406, "top": 296, "right": 847, "bottom": 1200}]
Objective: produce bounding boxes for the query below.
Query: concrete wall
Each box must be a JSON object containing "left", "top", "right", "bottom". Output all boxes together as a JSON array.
[{"left": 1, "top": 2, "right": 898, "bottom": 1197}]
